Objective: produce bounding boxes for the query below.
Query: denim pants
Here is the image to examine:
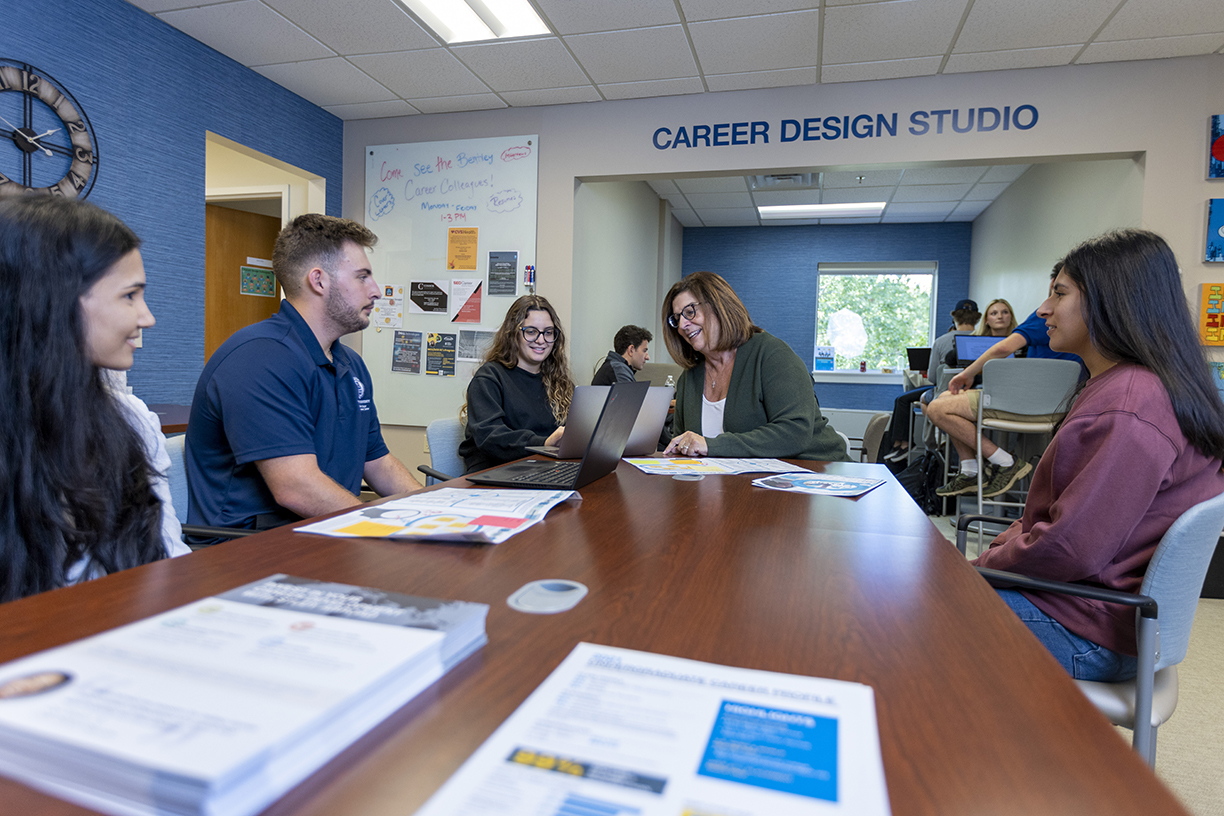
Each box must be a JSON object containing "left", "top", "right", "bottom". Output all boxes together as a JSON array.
[{"left": 996, "top": 589, "right": 1139, "bottom": 681}]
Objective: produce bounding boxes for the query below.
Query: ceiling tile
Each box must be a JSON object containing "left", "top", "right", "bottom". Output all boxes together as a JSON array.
[
  {"left": 679, "top": 1, "right": 820, "bottom": 22},
  {"left": 823, "top": 0, "right": 969, "bottom": 64},
  {"left": 500, "top": 86, "right": 601, "bottom": 107},
  {"left": 648, "top": 180, "right": 681, "bottom": 195},
  {"left": 944, "top": 45, "right": 1081, "bottom": 74},
  {"left": 682, "top": 191, "right": 755, "bottom": 208},
  {"left": 705, "top": 67, "right": 818, "bottom": 92},
  {"left": 979, "top": 165, "right": 1031, "bottom": 182},
  {"left": 761, "top": 218, "right": 821, "bottom": 226},
  {"left": 891, "top": 184, "right": 972, "bottom": 202},
  {"left": 565, "top": 26, "right": 697, "bottom": 83},
  {"left": 819, "top": 216, "right": 882, "bottom": 225},
  {"left": 263, "top": 0, "right": 438, "bottom": 54},
  {"left": 407, "top": 94, "right": 508, "bottom": 114},
  {"left": 253, "top": 58, "right": 395, "bottom": 107},
  {"left": 821, "top": 56, "right": 942, "bottom": 83},
  {"left": 823, "top": 169, "right": 902, "bottom": 187},
  {"left": 532, "top": 0, "right": 680, "bottom": 35},
  {"left": 1078, "top": 34, "right": 1224, "bottom": 64},
  {"left": 350, "top": 49, "right": 491, "bottom": 98},
  {"left": 820, "top": 186, "right": 895, "bottom": 204},
  {"left": 158, "top": 0, "right": 334, "bottom": 66},
  {"left": 881, "top": 214, "right": 946, "bottom": 223},
  {"left": 600, "top": 77, "right": 705, "bottom": 100},
  {"left": 954, "top": 0, "right": 1119, "bottom": 52},
  {"left": 752, "top": 189, "right": 827, "bottom": 206},
  {"left": 676, "top": 177, "right": 749, "bottom": 193},
  {"left": 1097, "top": 0, "right": 1224, "bottom": 42},
  {"left": 453, "top": 38, "right": 586, "bottom": 92},
  {"left": 323, "top": 100, "right": 419, "bottom": 119},
  {"left": 963, "top": 181, "right": 1014, "bottom": 201},
  {"left": 689, "top": 11, "right": 820, "bottom": 74},
  {"left": 698, "top": 209, "right": 761, "bottom": 226},
  {"left": 949, "top": 200, "right": 991, "bottom": 218},
  {"left": 900, "top": 167, "right": 987, "bottom": 184},
  {"left": 670, "top": 209, "right": 703, "bottom": 227},
  {"left": 886, "top": 202, "right": 957, "bottom": 216}
]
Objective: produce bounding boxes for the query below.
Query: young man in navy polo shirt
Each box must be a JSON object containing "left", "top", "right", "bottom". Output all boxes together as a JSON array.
[{"left": 186, "top": 214, "right": 421, "bottom": 538}]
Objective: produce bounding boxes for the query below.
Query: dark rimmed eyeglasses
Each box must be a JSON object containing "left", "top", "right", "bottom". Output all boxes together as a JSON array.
[
  {"left": 519, "top": 326, "right": 558, "bottom": 343},
  {"left": 667, "top": 302, "right": 704, "bottom": 328}
]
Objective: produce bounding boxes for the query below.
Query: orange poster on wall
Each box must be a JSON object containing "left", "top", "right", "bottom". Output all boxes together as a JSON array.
[
  {"left": 447, "top": 227, "right": 478, "bottom": 270},
  {"left": 1200, "top": 283, "right": 1224, "bottom": 346}
]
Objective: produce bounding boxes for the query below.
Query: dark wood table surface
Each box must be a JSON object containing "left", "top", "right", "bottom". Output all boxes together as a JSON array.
[
  {"left": 146, "top": 403, "right": 191, "bottom": 435},
  {"left": 0, "top": 461, "right": 1187, "bottom": 816}
]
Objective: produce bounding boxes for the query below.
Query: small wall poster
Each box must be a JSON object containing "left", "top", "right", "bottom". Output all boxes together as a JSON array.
[
  {"left": 409, "top": 280, "right": 449, "bottom": 314},
  {"left": 1207, "top": 200, "right": 1224, "bottom": 263},
  {"left": 392, "top": 330, "right": 422, "bottom": 373},
  {"left": 488, "top": 250, "right": 518, "bottom": 295},
  {"left": 426, "top": 332, "right": 456, "bottom": 376},
  {"left": 447, "top": 227, "right": 478, "bottom": 270},
  {"left": 1200, "top": 284, "right": 1224, "bottom": 346},
  {"left": 240, "top": 266, "right": 276, "bottom": 297},
  {"left": 1210, "top": 115, "right": 1224, "bottom": 179},
  {"left": 372, "top": 283, "right": 404, "bottom": 328},
  {"left": 458, "top": 329, "right": 497, "bottom": 362},
  {"left": 813, "top": 346, "right": 836, "bottom": 371},
  {"left": 450, "top": 279, "right": 482, "bottom": 323}
]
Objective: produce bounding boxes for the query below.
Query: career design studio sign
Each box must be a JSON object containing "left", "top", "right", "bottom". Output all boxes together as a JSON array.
[{"left": 651, "top": 104, "right": 1039, "bottom": 150}]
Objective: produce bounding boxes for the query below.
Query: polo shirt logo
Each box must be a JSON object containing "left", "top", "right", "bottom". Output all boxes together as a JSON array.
[{"left": 352, "top": 376, "right": 365, "bottom": 399}]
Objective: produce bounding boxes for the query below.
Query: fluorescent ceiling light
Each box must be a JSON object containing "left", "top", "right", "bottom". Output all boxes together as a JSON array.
[
  {"left": 398, "top": 0, "right": 549, "bottom": 43},
  {"left": 758, "top": 202, "right": 887, "bottom": 220}
]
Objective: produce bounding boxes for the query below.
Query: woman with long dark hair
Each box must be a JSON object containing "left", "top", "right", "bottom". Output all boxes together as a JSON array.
[
  {"left": 459, "top": 295, "right": 575, "bottom": 474},
  {"left": 974, "top": 229, "right": 1224, "bottom": 681},
  {"left": 0, "top": 197, "right": 188, "bottom": 603}
]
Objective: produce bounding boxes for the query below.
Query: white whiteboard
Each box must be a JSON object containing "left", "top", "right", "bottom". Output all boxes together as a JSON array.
[{"left": 362, "top": 135, "right": 539, "bottom": 426}]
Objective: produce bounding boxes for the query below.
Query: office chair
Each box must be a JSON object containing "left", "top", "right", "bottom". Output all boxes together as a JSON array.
[
  {"left": 164, "top": 434, "right": 259, "bottom": 547},
  {"left": 418, "top": 416, "right": 465, "bottom": 484},
  {"left": 861, "top": 411, "right": 890, "bottom": 463},
  {"left": 958, "top": 490, "right": 1224, "bottom": 767}
]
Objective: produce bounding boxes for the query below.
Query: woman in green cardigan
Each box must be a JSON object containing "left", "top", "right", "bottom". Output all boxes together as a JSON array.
[{"left": 660, "top": 271, "right": 848, "bottom": 462}]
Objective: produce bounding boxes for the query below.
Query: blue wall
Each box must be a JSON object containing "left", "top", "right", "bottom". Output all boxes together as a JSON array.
[
  {"left": 682, "top": 223, "right": 973, "bottom": 410},
  {"left": 3, "top": 0, "right": 343, "bottom": 403}
]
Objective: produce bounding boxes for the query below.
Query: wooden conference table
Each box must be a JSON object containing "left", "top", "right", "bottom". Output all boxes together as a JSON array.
[{"left": 0, "top": 461, "right": 1187, "bottom": 816}]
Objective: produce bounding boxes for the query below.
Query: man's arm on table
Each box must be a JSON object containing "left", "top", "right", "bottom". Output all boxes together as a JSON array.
[
  {"left": 364, "top": 452, "right": 424, "bottom": 496},
  {"left": 255, "top": 454, "right": 363, "bottom": 519},
  {"left": 947, "top": 333, "right": 1029, "bottom": 394}
]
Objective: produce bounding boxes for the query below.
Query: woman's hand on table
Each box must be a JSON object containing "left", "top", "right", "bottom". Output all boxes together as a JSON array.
[{"left": 664, "top": 432, "right": 708, "bottom": 457}]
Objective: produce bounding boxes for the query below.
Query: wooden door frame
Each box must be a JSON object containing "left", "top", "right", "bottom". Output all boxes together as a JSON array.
[{"left": 205, "top": 185, "right": 291, "bottom": 228}]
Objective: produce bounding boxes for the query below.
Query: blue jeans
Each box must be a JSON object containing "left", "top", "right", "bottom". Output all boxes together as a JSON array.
[{"left": 996, "top": 589, "right": 1139, "bottom": 681}]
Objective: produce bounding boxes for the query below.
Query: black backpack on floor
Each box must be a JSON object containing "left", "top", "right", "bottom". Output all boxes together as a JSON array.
[{"left": 897, "top": 450, "right": 952, "bottom": 515}]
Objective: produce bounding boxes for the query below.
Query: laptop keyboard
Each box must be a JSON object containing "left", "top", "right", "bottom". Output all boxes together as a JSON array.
[{"left": 510, "top": 461, "right": 581, "bottom": 485}]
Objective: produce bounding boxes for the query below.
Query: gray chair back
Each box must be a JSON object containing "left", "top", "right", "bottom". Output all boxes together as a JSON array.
[
  {"left": 862, "top": 411, "right": 890, "bottom": 463},
  {"left": 425, "top": 417, "right": 466, "bottom": 484},
  {"left": 1142, "top": 491, "right": 1224, "bottom": 670},
  {"left": 164, "top": 433, "right": 190, "bottom": 525},
  {"left": 980, "top": 358, "right": 1081, "bottom": 416}
]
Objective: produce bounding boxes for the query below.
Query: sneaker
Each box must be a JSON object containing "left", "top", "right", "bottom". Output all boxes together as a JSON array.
[
  {"left": 884, "top": 448, "right": 908, "bottom": 462},
  {"left": 935, "top": 471, "right": 981, "bottom": 497},
  {"left": 982, "top": 459, "right": 1033, "bottom": 497}
]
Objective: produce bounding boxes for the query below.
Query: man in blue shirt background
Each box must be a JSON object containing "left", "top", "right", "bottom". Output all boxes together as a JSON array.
[{"left": 186, "top": 214, "right": 421, "bottom": 537}]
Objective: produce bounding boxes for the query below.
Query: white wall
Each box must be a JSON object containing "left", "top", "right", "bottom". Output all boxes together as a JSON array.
[
  {"left": 970, "top": 158, "right": 1145, "bottom": 318},
  {"left": 205, "top": 133, "right": 326, "bottom": 218},
  {"left": 572, "top": 180, "right": 665, "bottom": 379}
]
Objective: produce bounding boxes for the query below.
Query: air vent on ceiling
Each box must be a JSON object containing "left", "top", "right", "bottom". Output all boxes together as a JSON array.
[{"left": 748, "top": 173, "right": 817, "bottom": 190}]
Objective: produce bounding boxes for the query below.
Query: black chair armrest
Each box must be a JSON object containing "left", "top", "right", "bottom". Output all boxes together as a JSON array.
[
  {"left": 417, "top": 465, "right": 456, "bottom": 483},
  {"left": 955, "top": 514, "right": 1013, "bottom": 555},
  {"left": 181, "top": 524, "right": 260, "bottom": 550},
  {"left": 975, "top": 567, "right": 1158, "bottom": 619}
]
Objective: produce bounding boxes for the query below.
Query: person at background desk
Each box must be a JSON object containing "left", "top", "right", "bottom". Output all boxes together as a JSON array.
[
  {"left": 661, "top": 271, "right": 848, "bottom": 461},
  {"left": 186, "top": 215, "right": 420, "bottom": 540},
  {"left": 459, "top": 295, "right": 574, "bottom": 474},
  {"left": 0, "top": 197, "right": 188, "bottom": 602},
  {"left": 974, "top": 230, "right": 1224, "bottom": 680},
  {"left": 592, "top": 325, "right": 651, "bottom": 385}
]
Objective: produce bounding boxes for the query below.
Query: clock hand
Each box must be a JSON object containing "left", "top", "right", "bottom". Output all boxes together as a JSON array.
[
  {"left": 0, "top": 112, "right": 21, "bottom": 132},
  {"left": 29, "top": 127, "right": 61, "bottom": 141},
  {"left": 0, "top": 115, "right": 54, "bottom": 157}
]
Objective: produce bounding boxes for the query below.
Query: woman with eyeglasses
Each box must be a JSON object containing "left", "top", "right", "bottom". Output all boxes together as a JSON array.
[
  {"left": 660, "top": 271, "right": 848, "bottom": 462},
  {"left": 459, "top": 295, "right": 575, "bottom": 474}
]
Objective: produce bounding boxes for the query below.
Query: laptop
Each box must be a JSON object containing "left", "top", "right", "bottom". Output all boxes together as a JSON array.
[
  {"left": 954, "top": 334, "right": 1013, "bottom": 367},
  {"left": 466, "top": 380, "right": 649, "bottom": 490},
  {"left": 527, "top": 385, "right": 672, "bottom": 459},
  {"left": 906, "top": 347, "right": 932, "bottom": 371}
]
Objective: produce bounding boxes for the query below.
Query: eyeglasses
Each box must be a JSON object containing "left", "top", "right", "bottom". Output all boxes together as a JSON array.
[
  {"left": 667, "top": 302, "right": 704, "bottom": 328},
  {"left": 519, "top": 326, "right": 558, "bottom": 343}
]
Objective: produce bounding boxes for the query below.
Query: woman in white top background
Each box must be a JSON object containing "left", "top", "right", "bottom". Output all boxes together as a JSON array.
[{"left": 0, "top": 197, "right": 188, "bottom": 603}]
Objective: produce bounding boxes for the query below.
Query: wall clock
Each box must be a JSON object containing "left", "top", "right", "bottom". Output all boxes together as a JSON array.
[{"left": 0, "top": 58, "right": 97, "bottom": 199}]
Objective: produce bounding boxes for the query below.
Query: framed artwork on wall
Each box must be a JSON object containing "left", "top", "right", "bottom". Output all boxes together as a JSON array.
[
  {"left": 1200, "top": 284, "right": 1224, "bottom": 345},
  {"left": 1212, "top": 115, "right": 1224, "bottom": 179},
  {"left": 1208, "top": 199, "right": 1224, "bottom": 262}
]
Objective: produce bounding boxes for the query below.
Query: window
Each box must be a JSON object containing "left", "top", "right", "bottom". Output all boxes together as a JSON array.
[{"left": 815, "top": 262, "right": 937, "bottom": 371}]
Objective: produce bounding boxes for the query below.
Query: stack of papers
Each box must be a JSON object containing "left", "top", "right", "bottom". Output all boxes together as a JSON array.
[
  {"left": 417, "top": 643, "right": 891, "bottom": 816},
  {"left": 753, "top": 472, "right": 887, "bottom": 497},
  {"left": 0, "top": 574, "right": 488, "bottom": 816},
  {"left": 298, "top": 488, "right": 577, "bottom": 543},
  {"left": 625, "top": 458, "right": 810, "bottom": 476}
]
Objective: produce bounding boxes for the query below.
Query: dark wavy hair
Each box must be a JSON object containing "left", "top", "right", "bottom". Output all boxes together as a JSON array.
[
  {"left": 0, "top": 197, "right": 165, "bottom": 602},
  {"left": 661, "top": 271, "right": 761, "bottom": 369},
  {"left": 1059, "top": 229, "right": 1224, "bottom": 460},
  {"left": 481, "top": 295, "right": 574, "bottom": 423},
  {"left": 613, "top": 325, "right": 652, "bottom": 355}
]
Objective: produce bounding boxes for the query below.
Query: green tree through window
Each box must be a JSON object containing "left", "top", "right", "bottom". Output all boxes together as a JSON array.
[{"left": 816, "top": 267, "right": 934, "bottom": 370}]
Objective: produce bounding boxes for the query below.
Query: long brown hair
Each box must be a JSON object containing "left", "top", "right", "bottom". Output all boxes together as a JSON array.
[
  {"left": 661, "top": 271, "right": 760, "bottom": 369},
  {"left": 975, "top": 298, "right": 1017, "bottom": 336},
  {"left": 483, "top": 295, "right": 574, "bottom": 422}
]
